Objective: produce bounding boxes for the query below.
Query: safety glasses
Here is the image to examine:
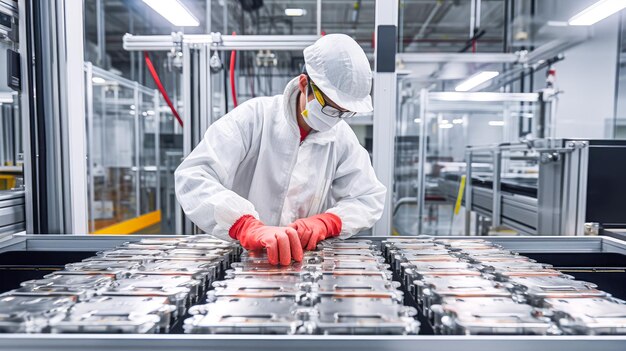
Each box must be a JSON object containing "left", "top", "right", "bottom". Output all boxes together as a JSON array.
[{"left": 308, "top": 80, "right": 357, "bottom": 118}]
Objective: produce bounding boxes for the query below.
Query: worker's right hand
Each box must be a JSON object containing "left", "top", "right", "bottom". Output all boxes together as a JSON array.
[{"left": 229, "top": 215, "right": 303, "bottom": 265}]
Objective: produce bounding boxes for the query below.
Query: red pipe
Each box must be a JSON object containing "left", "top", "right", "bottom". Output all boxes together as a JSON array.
[
  {"left": 230, "top": 32, "right": 238, "bottom": 108},
  {"left": 144, "top": 52, "right": 183, "bottom": 127}
]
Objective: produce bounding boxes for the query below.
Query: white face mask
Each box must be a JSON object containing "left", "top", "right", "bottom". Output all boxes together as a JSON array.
[{"left": 301, "top": 86, "right": 341, "bottom": 132}]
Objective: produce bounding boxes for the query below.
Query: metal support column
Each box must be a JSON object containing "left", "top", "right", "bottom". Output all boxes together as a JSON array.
[
  {"left": 416, "top": 89, "right": 428, "bottom": 235},
  {"left": 96, "top": 0, "right": 105, "bottom": 67},
  {"left": 134, "top": 82, "right": 141, "bottom": 217},
  {"left": 372, "top": 0, "right": 398, "bottom": 236},
  {"left": 464, "top": 150, "right": 473, "bottom": 235},
  {"left": 154, "top": 89, "right": 161, "bottom": 217},
  {"left": 59, "top": 0, "right": 88, "bottom": 233},
  {"left": 316, "top": 0, "right": 322, "bottom": 35},
  {"left": 492, "top": 149, "right": 502, "bottom": 227},
  {"left": 86, "top": 63, "right": 95, "bottom": 233}
]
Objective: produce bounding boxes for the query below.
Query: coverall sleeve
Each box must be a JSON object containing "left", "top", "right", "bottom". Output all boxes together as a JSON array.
[
  {"left": 325, "top": 131, "right": 387, "bottom": 238},
  {"left": 174, "top": 102, "right": 259, "bottom": 241}
]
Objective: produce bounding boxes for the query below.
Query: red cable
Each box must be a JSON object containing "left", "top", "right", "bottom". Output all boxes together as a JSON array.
[
  {"left": 230, "top": 32, "right": 238, "bottom": 108},
  {"left": 144, "top": 52, "right": 183, "bottom": 127}
]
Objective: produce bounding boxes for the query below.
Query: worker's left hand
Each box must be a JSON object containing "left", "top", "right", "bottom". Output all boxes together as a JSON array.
[{"left": 288, "top": 213, "right": 342, "bottom": 251}]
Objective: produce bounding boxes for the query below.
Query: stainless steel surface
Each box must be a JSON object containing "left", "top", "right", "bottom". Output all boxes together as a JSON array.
[
  {"left": 0, "top": 190, "right": 24, "bottom": 234},
  {"left": 431, "top": 297, "right": 554, "bottom": 335},
  {"left": 123, "top": 33, "right": 319, "bottom": 52},
  {"left": 545, "top": 297, "right": 626, "bottom": 335},
  {"left": 451, "top": 139, "right": 590, "bottom": 235},
  {"left": 0, "top": 235, "right": 625, "bottom": 349},
  {"left": 49, "top": 296, "right": 175, "bottom": 334}
]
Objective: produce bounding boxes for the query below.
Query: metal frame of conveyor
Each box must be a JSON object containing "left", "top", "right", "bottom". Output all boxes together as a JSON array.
[
  {"left": 456, "top": 139, "right": 589, "bottom": 236},
  {"left": 0, "top": 234, "right": 625, "bottom": 351}
]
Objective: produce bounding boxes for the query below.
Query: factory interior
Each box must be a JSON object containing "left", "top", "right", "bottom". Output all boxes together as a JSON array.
[{"left": 3, "top": 0, "right": 626, "bottom": 350}]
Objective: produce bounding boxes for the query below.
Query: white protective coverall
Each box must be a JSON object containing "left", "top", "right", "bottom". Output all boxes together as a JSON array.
[{"left": 174, "top": 77, "right": 386, "bottom": 241}]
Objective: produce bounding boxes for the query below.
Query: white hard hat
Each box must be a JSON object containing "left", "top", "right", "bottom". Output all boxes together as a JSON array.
[{"left": 303, "top": 34, "right": 373, "bottom": 113}]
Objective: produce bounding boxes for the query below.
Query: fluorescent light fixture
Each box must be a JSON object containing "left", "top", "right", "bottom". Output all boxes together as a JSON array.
[
  {"left": 285, "top": 8, "right": 307, "bottom": 16},
  {"left": 91, "top": 77, "right": 106, "bottom": 84},
  {"left": 440, "top": 119, "right": 450, "bottom": 124},
  {"left": 569, "top": 0, "right": 626, "bottom": 26},
  {"left": 488, "top": 120, "right": 505, "bottom": 126},
  {"left": 439, "top": 123, "right": 454, "bottom": 129},
  {"left": 413, "top": 118, "right": 421, "bottom": 123},
  {"left": 452, "top": 118, "right": 464, "bottom": 124},
  {"left": 455, "top": 71, "right": 499, "bottom": 92},
  {"left": 129, "top": 110, "right": 136, "bottom": 116},
  {"left": 547, "top": 21, "right": 569, "bottom": 27},
  {"left": 143, "top": 0, "right": 200, "bottom": 27},
  {"left": 147, "top": 110, "right": 155, "bottom": 116}
]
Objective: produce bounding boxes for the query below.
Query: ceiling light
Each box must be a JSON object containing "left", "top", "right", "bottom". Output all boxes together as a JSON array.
[
  {"left": 143, "top": 0, "right": 200, "bottom": 27},
  {"left": 488, "top": 120, "right": 505, "bottom": 126},
  {"left": 439, "top": 123, "right": 454, "bottom": 129},
  {"left": 413, "top": 118, "right": 421, "bottom": 123},
  {"left": 285, "top": 8, "right": 307, "bottom": 16},
  {"left": 569, "top": 0, "right": 626, "bottom": 26},
  {"left": 440, "top": 119, "right": 450, "bottom": 124},
  {"left": 455, "top": 71, "right": 500, "bottom": 92},
  {"left": 91, "top": 77, "right": 106, "bottom": 84},
  {"left": 452, "top": 118, "right": 464, "bottom": 124}
]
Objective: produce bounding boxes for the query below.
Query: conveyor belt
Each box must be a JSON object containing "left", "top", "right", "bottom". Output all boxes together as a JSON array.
[
  {"left": 385, "top": 237, "right": 626, "bottom": 335},
  {"left": 2, "top": 235, "right": 626, "bottom": 336}
]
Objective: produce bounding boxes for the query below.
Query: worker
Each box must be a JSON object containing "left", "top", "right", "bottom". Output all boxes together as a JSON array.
[{"left": 175, "top": 34, "right": 386, "bottom": 265}]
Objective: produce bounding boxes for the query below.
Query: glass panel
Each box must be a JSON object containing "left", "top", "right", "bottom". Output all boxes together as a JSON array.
[
  {"left": 139, "top": 92, "right": 158, "bottom": 217},
  {"left": 89, "top": 77, "right": 137, "bottom": 232},
  {"left": 393, "top": 86, "right": 543, "bottom": 236},
  {"left": 615, "top": 13, "right": 626, "bottom": 138}
]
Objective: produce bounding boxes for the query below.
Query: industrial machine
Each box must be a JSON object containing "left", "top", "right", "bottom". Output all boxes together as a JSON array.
[
  {"left": 438, "top": 139, "right": 626, "bottom": 236},
  {"left": 0, "top": 190, "right": 23, "bottom": 234}
]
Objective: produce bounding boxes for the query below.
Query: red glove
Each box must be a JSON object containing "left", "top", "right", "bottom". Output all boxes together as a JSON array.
[
  {"left": 289, "top": 213, "right": 342, "bottom": 251},
  {"left": 229, "top": 215, "right": 303, "bottom": 265}
]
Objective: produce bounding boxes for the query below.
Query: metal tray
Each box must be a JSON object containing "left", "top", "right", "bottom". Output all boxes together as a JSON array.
[
  {"left": 64, "top": 260, "right": 141, "bottom": 275},
  {"left": 543, "top": 297, "right": 626, "bottom": 335},
  {"left": 314, "top": 275, "right": 403, "bottom": 301},
  {"left": 210, "top": 279, "right": 306, "bottom": 300},
  {"left": 95, "top": 249, "right": 167, "bottom": 258},
  {"left": 311, "top": 297, "right": 419, "bottom": 335},
  {"left": 133, "top": 260, "right": 218, "bottom": 292},
  {"left": 506, "top": 275, "right": 608, "bottom": 305},
  {"left": 465, "top": 255, "right": 533, "bottom": 263},
  {"left": 101, "top": 275, "right": 199, "bottom": 316},
  {"left": 414, "top": 276, "right": 511, "bottom": 313},
  {"left": 317, "top": 248, "right": 382, "bottom": 257},
  {"left": 7, "top": 285, "right": 96, "bottom": 301},
  {"left": 21, "top": 274, "right": 114, "bottom": 290},
  {"left": 132, "top": 237, "right": 190, "bottom": 245},
  {"left": 400, "top": 261, "right": 479, "bottom": 286},
  {"left": 476, "top": 261, "right": 553, "bottom": 273},
  {"left": 430, "top": 297, "right": 555, "bottom": 335},
  {"left": 119, "top": 242, "right": 178, "bottom": 251},
  {"left": 317, "top": 242, "right": 378, "bottom": 250},
  {"left": 492, "top": 269, "right": 565, "bottom": 281},
  {"left": 0, "top": 295, "right": 75, "bottom": 333},
  {"left": 184, "top": 297, "right": 306, "bottom": 334},
  {"left": 49, "top": 296, "right": 174, "bottom": 334}
]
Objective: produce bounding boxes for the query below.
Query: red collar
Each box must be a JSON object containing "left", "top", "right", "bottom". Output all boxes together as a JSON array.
[{"left": 298, "top": 124, "right": 310, "bottom": 143}]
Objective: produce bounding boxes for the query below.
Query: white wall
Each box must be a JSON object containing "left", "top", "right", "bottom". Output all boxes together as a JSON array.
[{"left": 544, "top": 0, "right": 620, "bottom": 138}]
